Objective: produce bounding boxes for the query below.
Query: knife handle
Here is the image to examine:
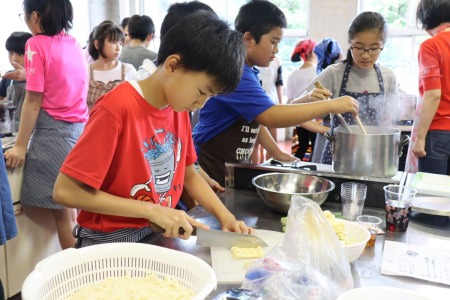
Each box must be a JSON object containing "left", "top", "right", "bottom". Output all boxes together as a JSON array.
[
  {"left": 177, "top": 226, "right": 197, "bottom": 236},
  {"left": 149, "top": 223, "right": 197, "bottom": 236}
]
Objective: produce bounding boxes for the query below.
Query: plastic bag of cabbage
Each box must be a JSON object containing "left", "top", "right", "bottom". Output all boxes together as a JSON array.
[{"left": 242, "top": 196, "right": 353, "bottom": 300}]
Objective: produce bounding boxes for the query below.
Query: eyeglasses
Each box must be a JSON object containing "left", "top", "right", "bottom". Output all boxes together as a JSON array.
[
  {"left": 18, "top": 13, "right": 25, "bottom": 22},
  {"left": 350, "top": 45, "right": 384, "bottom": 55}
]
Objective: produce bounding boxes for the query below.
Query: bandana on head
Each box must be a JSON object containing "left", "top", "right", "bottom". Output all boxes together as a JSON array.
[
  {"left": 291, "top": 39, "right": 316, "bottom": 62},
  {"left": 314, "top": 38, "right": 342, "bottom": 73}
]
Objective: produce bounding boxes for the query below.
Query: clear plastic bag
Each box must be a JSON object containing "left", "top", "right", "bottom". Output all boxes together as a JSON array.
[{"left": 242, "top": 196, "right": 353, "bottom": 299}]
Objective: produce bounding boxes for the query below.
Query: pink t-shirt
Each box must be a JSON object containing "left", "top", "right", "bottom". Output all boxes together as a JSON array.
[{"left": 25, "top": 33, "right": 88, "bottom": 123}]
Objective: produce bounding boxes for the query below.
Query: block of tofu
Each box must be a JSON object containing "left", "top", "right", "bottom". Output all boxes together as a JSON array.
[{"left": 230, "top": 245, "right": 264, "bottom": 259}]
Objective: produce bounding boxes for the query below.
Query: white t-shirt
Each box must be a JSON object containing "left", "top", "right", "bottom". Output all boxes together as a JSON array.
[
  {"left": 256, "top": 56, "right": 282, "bottom": 104},
  {"left": 135, "top": 59, "right": 158, "bottom": 80},
  {"left": 91, "top": 61, "right": 136, "bottom": 83},
  {"left": 286, "top": 66, "right": 317, "bottom": 100}
]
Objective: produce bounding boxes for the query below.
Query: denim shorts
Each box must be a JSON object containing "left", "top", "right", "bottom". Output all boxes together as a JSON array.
[{"left": 418, "top": 130, "right": 450, "bottom": 175}]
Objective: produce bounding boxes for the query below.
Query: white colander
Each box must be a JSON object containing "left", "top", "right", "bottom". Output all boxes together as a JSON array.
[{"left": 22, "top": 243, "right": 216, "bottom": 300}]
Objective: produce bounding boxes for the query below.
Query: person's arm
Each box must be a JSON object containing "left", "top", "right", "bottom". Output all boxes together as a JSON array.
[
  {"left": 198, "top": 165, "right": 225, "bottom": 192},
  {"left": 256, "top": 95, "right": 358, "bottom": 128},
  {"left": 1, "top": 62, "right": 26, "bottom": 81},
  {"left": 4, "top": 91, "right": 42, "bottom": 168},
  {"left": 300, "top": 120, "right": 330, "bottom": 134},
  {"left": 53, "top": 173, "right": 210, "bottom": 239},
  {"left": 412, "top": 89, "right": 441, "bottom": 157},
  {"left": 257, "top": 126, "right": 296, "bottom": 162},
  {"left": 183, "top": 164, "right": 252, "bottom": 234},
  {"left": 275, "top": 84, "right": 283, "bottom": 104},
  {"left": 290, "top": 88, "right": 331, "bottom": 104}
]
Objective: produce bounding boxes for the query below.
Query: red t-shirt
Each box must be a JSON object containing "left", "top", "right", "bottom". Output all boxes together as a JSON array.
[
  {"left": 61, "top": 81, "right": 197, "bottom": 232},
  {"left": 418, "top": 31, "right": 450, "bottom": 131}
]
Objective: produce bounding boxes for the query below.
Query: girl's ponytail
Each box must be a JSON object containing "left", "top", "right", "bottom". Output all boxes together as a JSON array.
[{"left": 24, "top": 0, "right": 73, "bottom": 36}]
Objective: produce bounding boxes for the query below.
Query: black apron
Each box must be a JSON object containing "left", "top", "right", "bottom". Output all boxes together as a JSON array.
[
  {"left": 321, "top": 62, "right": 385, "bottom": 164},
  {"left": 198, "top": 117, "right": 259, "bottom": 186}
]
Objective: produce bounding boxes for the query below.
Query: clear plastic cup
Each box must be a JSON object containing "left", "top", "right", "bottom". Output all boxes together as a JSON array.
[
  {"left": 357, "top": 215, "right": 382, "bottom": 247},
  {"left": 383, "top": 185, "right": 417, "bottom": 232},
  {"left": 341, "top": 182, "right": 367, "bottom": 221}
]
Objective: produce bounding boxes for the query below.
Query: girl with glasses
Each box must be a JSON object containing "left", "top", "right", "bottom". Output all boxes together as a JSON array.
[{"left": 303, "top": 11, "right": 399, "bottom": 165}]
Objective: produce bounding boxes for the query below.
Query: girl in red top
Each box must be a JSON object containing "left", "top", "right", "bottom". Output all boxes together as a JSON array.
[{"left": 413, "top": 0, "right": 450, "bottom": 175}]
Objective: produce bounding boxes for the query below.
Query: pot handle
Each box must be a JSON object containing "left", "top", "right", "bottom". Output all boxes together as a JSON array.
[
  {"left": 398, "top": 134, "right": 410, "bottom": 157},
  {"left": 324, "top": 131, "right": 335, "bottom": 154}
]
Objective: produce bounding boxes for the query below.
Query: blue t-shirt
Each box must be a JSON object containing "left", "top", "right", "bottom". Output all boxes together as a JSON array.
[{"left": 193, "top": 64, "right": 274, "bottom": 152}]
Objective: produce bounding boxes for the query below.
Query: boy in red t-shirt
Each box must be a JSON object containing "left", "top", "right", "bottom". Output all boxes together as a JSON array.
[{"left": 53, "top": 11, "right": 251, "bottom": 247}]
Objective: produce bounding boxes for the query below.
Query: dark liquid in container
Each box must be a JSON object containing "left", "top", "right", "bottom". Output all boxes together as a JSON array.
[{"left": 385, "top": 200, "right": 411, "bottom": 232}]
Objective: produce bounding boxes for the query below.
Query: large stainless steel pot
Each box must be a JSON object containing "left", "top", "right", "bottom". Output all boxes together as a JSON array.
[
  {"left": 325, "top": 125, "right": 409, "bottom": 178},
  {"left": 0, "top": 100, "right": 16, "bottom": 135}
]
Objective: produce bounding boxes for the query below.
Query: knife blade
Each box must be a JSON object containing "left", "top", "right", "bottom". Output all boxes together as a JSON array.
[{"left": 149, "top": 223, "right": 268, "bottom": 248}]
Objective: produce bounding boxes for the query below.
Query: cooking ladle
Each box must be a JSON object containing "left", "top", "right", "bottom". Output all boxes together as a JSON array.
[
  {"left": 355, "top": 115, "right": 367, "bottom": 135},
  {"left": 314, "top": 81, "right": 352, "bottom": 133}
]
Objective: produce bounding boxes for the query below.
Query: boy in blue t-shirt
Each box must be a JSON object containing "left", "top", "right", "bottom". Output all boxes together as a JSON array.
[{"left": 193, "top": 0, "right": 359, "bottom": 186}]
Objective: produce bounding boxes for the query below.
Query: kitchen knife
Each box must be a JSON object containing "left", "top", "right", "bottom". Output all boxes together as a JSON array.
[{"left": 149, "top": 223, "right": 268, "bottom": 248}]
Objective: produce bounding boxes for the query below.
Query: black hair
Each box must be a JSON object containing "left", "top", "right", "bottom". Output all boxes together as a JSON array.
[
  {"left": 235, "top": 0, "right": 287, "bottom": 43},
  {"left": 88, "top": 21, "right": 124, "bottom": 60},
  {"left": 127, "top": 15, "right": 155, "bottom": 41},
  {"left": 23, "top": 0, "right": 73, "bottom": 36},
  {"left": 5, "top": 31, "right": 33, "bottom": 55},
  {"left": 158, "top": 11, "right": 245, "bottom": 94},
  {"left": 344, "top": 11, "right": 387, "bottom": 65},
  {"left": 120, "top": 17, "right": 130, "bottom": 29},
  {"left": 160, "top": 1, "right": 216, "bottom": 38},
  {"left": 416, "top": 0, "right": 450, "bottom": 30}
]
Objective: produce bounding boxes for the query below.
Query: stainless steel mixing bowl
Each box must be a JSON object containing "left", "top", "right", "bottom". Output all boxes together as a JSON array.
[{"left": 252, "top": 172, "right": 335, "bottom": 213}]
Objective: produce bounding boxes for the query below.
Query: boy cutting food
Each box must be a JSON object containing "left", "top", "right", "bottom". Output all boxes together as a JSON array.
[{"left": 53, "top": 11, "right": 252, "bottom": 247}]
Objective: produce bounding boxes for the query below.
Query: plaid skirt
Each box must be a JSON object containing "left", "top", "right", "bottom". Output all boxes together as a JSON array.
[{"left": 20, "top": 110, "right": 85, "bottom": 209}]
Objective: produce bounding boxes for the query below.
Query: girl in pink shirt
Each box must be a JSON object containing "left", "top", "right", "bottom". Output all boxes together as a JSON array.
[{"left": 4, "top": 0, "right": 88, "bottom": 249}]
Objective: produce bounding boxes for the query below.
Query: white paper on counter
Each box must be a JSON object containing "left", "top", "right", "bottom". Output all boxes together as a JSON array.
[
  {"left": 381, "top": 240, "right": 450, "bottom": 285},
  {"left": 410, "top": 172, "right": 450, "bottom": 197}
]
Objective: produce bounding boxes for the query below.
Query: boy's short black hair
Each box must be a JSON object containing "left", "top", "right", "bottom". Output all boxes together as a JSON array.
[
  {"left": 23, "top": 0, "right": 73, "bottom": 36},
  {"left": 120, "top": 17, "right": 130, "bottom": 29},
  {"left": 128, "top": 15, "right": 155, "bottom": 41},
  {"left": 235, "top": 0, "right": 287, "bottom": 43},
  {"left": 158, "top": 11, "right": 245, "bottom": 94},
  {"left": 160, "top": 1, "right": 216, "bottom": 38},
  {"left": 88, "top": 21, "right": 124, "bottom": 60},
  {"left": 416, "top": 0, "right": 450, "bottom": 30},
  {"left": 5, "top": 32, "right": 32, "bottom": 55}
]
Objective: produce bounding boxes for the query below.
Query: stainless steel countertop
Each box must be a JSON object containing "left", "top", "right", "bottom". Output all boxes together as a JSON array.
[{"left": 140, "top": 188, "right": 450, "bottom": 299}]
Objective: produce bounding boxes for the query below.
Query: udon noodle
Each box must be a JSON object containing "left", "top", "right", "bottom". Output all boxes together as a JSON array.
[{"left": 68, "top": 274, "right": 194, "bottom": 300}]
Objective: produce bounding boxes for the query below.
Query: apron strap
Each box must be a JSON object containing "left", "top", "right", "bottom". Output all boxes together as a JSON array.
[
  {"left": 120, "top": 62, "right": 126, "bottom": 81},
  {"left": 73, "top": 224, "right": 153, "bottom": 248}
]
